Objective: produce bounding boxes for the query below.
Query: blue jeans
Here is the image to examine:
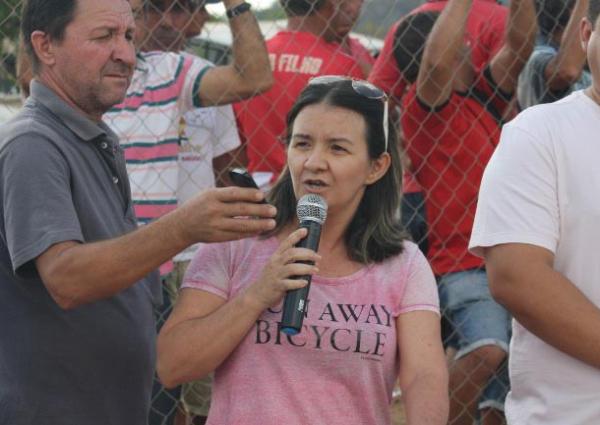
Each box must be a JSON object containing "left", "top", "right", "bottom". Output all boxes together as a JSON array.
[{"left": 438, "top": 268, "right": 511, "bottom": 411}]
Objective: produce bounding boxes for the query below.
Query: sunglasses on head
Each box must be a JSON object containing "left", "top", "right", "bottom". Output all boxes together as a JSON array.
[{"left": 307, "top": 75, "right": 389, "bottom": 152}]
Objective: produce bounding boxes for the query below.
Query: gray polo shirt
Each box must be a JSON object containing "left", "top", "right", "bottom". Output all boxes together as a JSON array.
[{"left": 0, "top": 81, "right": 160, "bottom": 425}]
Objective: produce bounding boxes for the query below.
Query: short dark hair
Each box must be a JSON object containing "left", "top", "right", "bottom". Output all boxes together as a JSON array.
[
  {"left": 393, "top": 12, "right": 439, "bottom": 84},
  {"left": 589, "top": 0, "right": 600, "bottom": 26},
  {"left": 279, "top": 0, "right": 326, "bottom": 17},
  {"left": 20, "top": 0, "right": 78, "bottom": 74},
  {"left": 536, "top": 0, "right": 574, "bottom": 37},
  {"left": 266, "top": 80, "right": 407, "bottom": 264}
]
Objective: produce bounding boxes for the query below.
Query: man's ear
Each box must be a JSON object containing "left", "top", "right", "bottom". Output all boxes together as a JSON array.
[
  {"left": 30, "top": 30, "right": 56, "bottom": 68},
  {"left": 366, "top": 152, "right": 391, "bottom": 185},
  {"left": 581, "top": 17, "right": 593, "bottom": 52}
]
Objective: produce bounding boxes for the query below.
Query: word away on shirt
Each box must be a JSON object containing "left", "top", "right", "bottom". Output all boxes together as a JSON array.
[
  {"left": 269, "top": 53, "right": 323, "bottom": 75},
  {"left": 255, "top": 302, "right": 393, "bottom": 361}
]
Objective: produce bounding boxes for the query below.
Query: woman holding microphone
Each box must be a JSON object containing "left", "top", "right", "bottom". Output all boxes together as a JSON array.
[{"left": 157, "top": 77, "right": 448, "bottom": 425}]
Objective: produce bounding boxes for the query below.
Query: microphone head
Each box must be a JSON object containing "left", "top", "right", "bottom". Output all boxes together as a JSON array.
[{"left": 297, "top": 194, "right": 328, "bottom": 225}]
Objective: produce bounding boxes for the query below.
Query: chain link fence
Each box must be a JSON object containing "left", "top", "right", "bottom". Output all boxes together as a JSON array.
[{"left": 0, "top": 0, "right": 583, "bottom": 424}]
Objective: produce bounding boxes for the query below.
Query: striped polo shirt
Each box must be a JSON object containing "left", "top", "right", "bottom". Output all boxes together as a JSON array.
[{"left": 105, "top": 52, "right": 211, "bottom": 226}]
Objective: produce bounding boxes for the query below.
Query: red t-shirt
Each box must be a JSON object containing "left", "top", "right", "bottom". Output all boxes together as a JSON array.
[
  {"left": 235, "top": 31, "right": 373, "bottom": 176},
  {"left": 401, "top": 69, "right": 510, "bottom": 275},
  {"left": 370, "top": 0, "right": 507, "bottom": 196}
]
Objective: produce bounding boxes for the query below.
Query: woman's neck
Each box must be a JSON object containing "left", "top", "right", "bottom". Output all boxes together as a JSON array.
[{"left": 317, "top": 219, "right": 348, "bottom": 257}]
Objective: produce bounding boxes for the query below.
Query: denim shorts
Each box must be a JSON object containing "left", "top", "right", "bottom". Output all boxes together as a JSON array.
[{"left": 438, "top": 268, "right": 511, "bottom": 410}]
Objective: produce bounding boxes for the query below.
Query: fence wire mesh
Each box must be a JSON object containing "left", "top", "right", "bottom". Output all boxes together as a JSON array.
[{"left": 0, "top": 0, "right": 583, "bottom": 424}]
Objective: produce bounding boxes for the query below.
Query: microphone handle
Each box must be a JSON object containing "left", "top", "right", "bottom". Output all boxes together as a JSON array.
[{"left": 280, "top": 220, "right": 322, "bottom": 335}]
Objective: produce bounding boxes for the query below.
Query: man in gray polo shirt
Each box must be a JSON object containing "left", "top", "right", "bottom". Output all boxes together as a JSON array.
[{"left": 0, "top": 0, "right": 276, "bottom": 424}]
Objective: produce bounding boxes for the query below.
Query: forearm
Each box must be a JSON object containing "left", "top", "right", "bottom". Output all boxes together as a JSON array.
[
  {"left": 225, "top": 0, "right": 272, "bottom": 96},
  {"left": 36, "top": 187, "right": 276, "bottom": 309},
  {"left": 546, "top": 0, "right": 589, "bottom": 89},
  {"left": 37, "top": 211, "right": 190, "bottom": 309},
  {"left": 397, "top": 311, "right": 449, "bottom": 425},
  {"left": 158, "top": 228, "right": 317, "bottom": 388},
  {"left": 504, "top": 0, "right": 537, "bottom": 67},
  {"left": 402, "top": 371, "right": 449, "bottom": 425},
  {"left": 489, "top": 0, "right": 536, "bottom": 91},
  {"left": 157, "top": 289, "right": 264, "bottom": 388},
  {"left": 416, "top": 0, "right": 471, "bottom": 104},
  {"left": 489, "top": 256, "right": 600, "bottom": 369},
  {"left": 425, "top": 0, "right": 471, "bottom": 63}
]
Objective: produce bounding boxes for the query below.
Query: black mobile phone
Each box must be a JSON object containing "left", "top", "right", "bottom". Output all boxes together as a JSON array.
[
  {"left": 229, "top": 167, "right": 260, "bottom": 189},
  {"left": 228, "top": 167, "right": 268, "bottom": 203}
]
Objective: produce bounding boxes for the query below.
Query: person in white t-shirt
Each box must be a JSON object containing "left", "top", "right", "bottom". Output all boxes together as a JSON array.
[{"left": 469, "top": 1, "right": 600, "bottom": 423}]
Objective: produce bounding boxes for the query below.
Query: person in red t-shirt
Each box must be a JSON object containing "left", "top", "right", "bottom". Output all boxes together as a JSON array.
[
  {"left": 234, "top": 0, "right": 373, "bottom": 183},
  {"left": 393, "top": 0, "right": 536, "bottom": 423},
  {"left": 369, "top": 0, "right": 508, "bottom": 259}
]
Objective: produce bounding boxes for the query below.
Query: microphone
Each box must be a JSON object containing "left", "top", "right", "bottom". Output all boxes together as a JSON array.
[{"left": 281, "top": 194, "right": 328, "bottom": 335}]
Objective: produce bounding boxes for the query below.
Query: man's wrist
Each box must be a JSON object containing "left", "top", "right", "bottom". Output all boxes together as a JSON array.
[{"left": 226, "top": 1, "right": 252, "bottom": 19}]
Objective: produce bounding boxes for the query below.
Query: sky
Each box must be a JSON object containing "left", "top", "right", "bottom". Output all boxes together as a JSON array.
[{"left": 206, "top": 0, "right": 277, "bottom": 15}]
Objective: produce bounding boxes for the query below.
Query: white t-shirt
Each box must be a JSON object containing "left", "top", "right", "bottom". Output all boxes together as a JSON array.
[
  {"left": 470, "top": 90, "right": 600, "bottom": 425},
  {"left": 177, "top": 105, "right": 241, "bottom": 202},
  {"left": 174, "top": 102, "right": 241, "bottom": 262}
]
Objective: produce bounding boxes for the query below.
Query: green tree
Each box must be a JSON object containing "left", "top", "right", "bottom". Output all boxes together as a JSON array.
[
  {"left": 0, "top": 0, "right": 20, "bottom": 91},
  {"left": 254, "top": 2, "right": 286, "bottom": 20},
  {"left": 0, "top": 0, "right": 21, "bottom": 47}
]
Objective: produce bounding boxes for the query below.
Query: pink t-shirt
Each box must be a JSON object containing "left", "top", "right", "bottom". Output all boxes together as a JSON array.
[{"left": 183, "top": 237, "right": 439, "bottom": 425}]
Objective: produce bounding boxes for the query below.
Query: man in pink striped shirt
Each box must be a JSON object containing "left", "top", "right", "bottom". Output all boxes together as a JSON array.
[{"left": 105, "top": 0, "right": 272, "bottom": 234}]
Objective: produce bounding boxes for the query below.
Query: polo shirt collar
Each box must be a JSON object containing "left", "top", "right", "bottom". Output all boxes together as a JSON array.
[
  {"left": 135, "top": 52, "right": 149, "bottom": 73},
  {"left": 29, "top": 80, "right": 108, "bottom": 142}
]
